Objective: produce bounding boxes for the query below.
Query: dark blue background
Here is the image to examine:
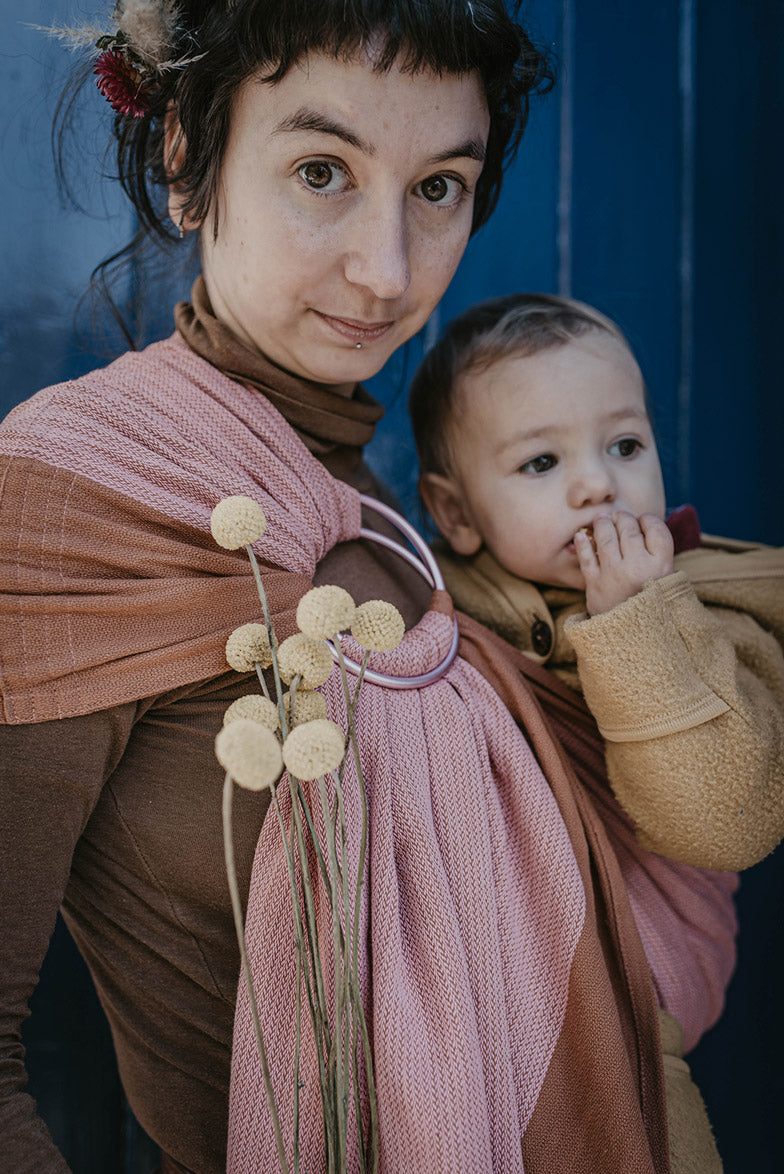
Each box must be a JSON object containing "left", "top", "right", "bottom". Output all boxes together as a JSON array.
[{"left": 2, "top": 2, "right": 782, "bottom": 1170}]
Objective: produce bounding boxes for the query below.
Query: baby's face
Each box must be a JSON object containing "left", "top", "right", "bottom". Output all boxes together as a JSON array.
[{"left": 442, "top": 333, "right": 666, "bottom": 590}]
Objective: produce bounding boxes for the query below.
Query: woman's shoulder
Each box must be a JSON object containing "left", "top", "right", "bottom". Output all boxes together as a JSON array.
[
  {"left": 0, "top": 335, "right": 254, "bottom": 564},
  {"left": 0, "top": 334, "right": 214, "bottom": 444},
  {"left": 0, "top": 333, "right": 266, "bottom": 506}
]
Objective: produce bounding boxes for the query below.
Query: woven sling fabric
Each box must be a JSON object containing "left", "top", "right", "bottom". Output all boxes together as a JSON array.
[
  {"left": 0, "top": 337, "right": 738, "bottom": 1172},
  {"left": 230, "top": 609, "right": 587, "bottom": 1172},
  {"left": 0, "top": 335, "right": 357, "bottom": 722}
]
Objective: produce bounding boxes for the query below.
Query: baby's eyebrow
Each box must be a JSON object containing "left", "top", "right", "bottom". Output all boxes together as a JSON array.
[
  {"left": 493, "top": 426, "right": 549, "bottom": 455},
  {"left": 600, "top": 407, "right": 650, "bottom": 424},
  {"left": 493, "top": 407, "right": 650, "bottom": 455}
]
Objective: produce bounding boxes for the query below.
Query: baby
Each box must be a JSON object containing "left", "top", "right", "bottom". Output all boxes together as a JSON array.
[
  {"left": 409, "top": 292, "right": 784, "bottom": 872},
  {"left": 411, "top": 293, "right": 675, "bottom": 622}
]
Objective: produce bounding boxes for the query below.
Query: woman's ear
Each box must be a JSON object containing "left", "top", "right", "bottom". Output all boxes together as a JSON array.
[
  {"left": 419, "top": 472, "right": 482, "bottom": 557},
  {"left": 164, "top": 105, "right": 195, "bottom": 231}
]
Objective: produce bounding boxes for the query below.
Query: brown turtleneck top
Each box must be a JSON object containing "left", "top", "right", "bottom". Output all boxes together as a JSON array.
[{"left": 0, "top": 282, "right": 431, "bottom": 1173}]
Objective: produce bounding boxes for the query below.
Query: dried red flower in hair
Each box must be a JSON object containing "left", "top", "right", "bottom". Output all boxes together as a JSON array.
[{"left": 94, "top": 48, "right": 153, "bottom": 118}]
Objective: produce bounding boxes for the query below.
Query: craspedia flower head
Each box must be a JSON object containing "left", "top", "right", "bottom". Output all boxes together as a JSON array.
[
  {"left": 223, "top": 693, "right": 279, "bottom": 731},
  {"left": 210, "top": 496, "right": 267, "bottom": 550},
  {"left": 215, "top": 719, "right": 282, "bottom": 791},
  {"left": 225, "top": 623, "right": 272, "bottom": 672},
  {"left": 296, "top": 585, "right": 356, "bottom": 640},
  {"left": 283, "top": 689, "right": 328, "bottom": 727},
  {"left": 282, "top": 720, "right": 346, "bottom": 781},
  {"left": 94, "top": 49, "right": 153, "bottom": 118},
  {"left": 351, "top": 600, "right": 406, "bottom": 652},
  {"left": 277, "top": 633, "right": 334, "bottom": 689}
]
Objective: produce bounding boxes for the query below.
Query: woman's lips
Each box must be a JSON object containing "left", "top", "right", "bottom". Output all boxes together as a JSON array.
[{"left": 315, "top": 311, "right": 395, "bottom": 344}]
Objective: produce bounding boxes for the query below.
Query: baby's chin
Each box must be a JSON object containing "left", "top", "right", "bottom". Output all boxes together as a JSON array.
[
  {"left": 547, "top": 568, "right": 586, "bottom": 593},
  {"left": 524, "top": 561, "right": 586, "bottom": 593},
  {"left": 490, "top": 546, "right": 586, "bottom": 593}
]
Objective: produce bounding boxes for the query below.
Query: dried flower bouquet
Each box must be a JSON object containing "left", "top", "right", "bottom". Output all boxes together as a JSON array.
[{"left": 211, "top": 495, "right": 403, "bottom": 1173}]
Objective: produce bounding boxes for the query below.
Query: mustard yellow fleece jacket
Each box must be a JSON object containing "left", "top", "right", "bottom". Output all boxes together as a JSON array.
[{"left": 435, "top": 534, "right": 784, "bottom": 872}]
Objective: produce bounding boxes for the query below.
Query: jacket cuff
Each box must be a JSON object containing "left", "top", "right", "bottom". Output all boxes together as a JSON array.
[{"left": 564, "top": 572, "right": 730, "bottom": 741}]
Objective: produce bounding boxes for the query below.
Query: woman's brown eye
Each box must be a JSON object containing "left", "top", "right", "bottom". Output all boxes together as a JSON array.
[
  {"left": 421, "top": 175, "right": 449, "bottom": 202},
  {"left": 301, "top": 162, "right": 333, "bottom": 189}
]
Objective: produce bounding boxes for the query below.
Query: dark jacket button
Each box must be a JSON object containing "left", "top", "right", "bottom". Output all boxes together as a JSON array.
[{"left": 530, "top": 618, "right": 553, "bottom": 657}]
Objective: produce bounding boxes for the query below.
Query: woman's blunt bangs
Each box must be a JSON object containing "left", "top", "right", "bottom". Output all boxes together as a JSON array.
[{"left": 108, "top": 0, "right": 554, "bottom": 240}]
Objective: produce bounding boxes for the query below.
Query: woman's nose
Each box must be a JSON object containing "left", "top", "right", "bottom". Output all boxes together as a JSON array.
[
  {"left": 566, "top": 460, "right": 617, "bottom": 510},
  {"left": 342, "top": 198, "right": 411, "bottom": 301}
]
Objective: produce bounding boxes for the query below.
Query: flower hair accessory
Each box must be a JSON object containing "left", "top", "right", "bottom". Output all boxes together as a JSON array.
[
  {"left": 94, "top": 37, "right": 157, "bottom": 118},
  {"left": 35, "top": 2, "right": 202, "bottom": 119}
]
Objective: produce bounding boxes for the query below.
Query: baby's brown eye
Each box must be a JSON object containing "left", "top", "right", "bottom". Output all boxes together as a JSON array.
[
  {"left": 301, "top": 162, "right": 333, "bottom": 189},
  {"left": 521, "top": 453, "right": 557, "bottom": 475},
  {"left": 612, "top": 437, "right": 642, "bottom": 458},
  {"left": 421, "top": 175, "right": 449, "bottom": 202}
]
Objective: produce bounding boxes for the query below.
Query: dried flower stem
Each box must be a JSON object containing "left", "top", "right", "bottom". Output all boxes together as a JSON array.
[
  {"left": 288, "top": 674, "right": 301, "bottom": 731},
  {"left": 290, "top": 787, "right": 330, "bottom": 1026},
  {"left": 272, "top": 786, "right": 334, "bottom": 1155},
  {"left": 222, "top": 772, "right": 290, "bottom": 1174},
  {"left": 333, "top": 767, "right": 359, "bottom": 1157},
  {"left": 246, "top": 544, "right": 288, "bottom": 735},
  {"left": 293, "top": 951, "right": 302, "bottom": 1174},
  {"left": 332, "top": 645, "right": 377, "bottom": 1171},
  {"left": 292, "top": 820, "right": 302, "bottom": 1174},
  {"left": 287, "top": 775, "right": 338, "bottom": 1161},
  {"left": 333, "top": 647, "right": 371, "bottom": 964},
  {"left": 333, "top": 773, "right": 357, "bottom": 1161},
  {"left": 268, "top": 788, "right": 321, "bottom": 1169},
  {"left": 296, "top": 779, "right": 336, "bottom": 910},
  {"left": 317, "top": 774, "right": 347, "bottom": 1162},
  {"left": 255, "top": 662, "right": 272, "bottom": 702},
  {"left": 330, "top": 765, "right": 376, "bottom": 1174}
]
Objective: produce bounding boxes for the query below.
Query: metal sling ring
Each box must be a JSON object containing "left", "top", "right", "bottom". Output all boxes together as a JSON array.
[{"left": 326, "top": 494, "right": 460, "bottom": 689}]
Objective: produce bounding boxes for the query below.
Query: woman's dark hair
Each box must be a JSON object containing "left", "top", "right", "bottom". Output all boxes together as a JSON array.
[
  {"left": 59, "top": 0, "right": 554, "bottom": 246},
  {"left": 409, "top": 293, "right": 639, "bottom": 478}
]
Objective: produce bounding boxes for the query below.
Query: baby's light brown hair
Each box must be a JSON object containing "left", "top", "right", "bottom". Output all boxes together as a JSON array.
[{"left": 409, "top": 293, "right": 638, "bottom": 478}]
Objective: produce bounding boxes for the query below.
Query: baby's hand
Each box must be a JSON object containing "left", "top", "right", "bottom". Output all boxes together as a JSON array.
[{"left": 574, "top": 511, "right": 675, "bottom": 616}]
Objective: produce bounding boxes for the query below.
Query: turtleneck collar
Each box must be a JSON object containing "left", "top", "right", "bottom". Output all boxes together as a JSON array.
[{"left": 174, "top": 276, "right": 385, "bottom": 482}]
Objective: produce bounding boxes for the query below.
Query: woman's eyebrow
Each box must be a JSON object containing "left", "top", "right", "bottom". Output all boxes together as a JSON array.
[
  {"left": 273, "top": 106, "right": 486, "bottom": 165},
  {"left": 430, "top": 139, "right": 486, "bottom": 165},
  {"left": 273, "top": 107, "right": 369, "bottom": 152}
]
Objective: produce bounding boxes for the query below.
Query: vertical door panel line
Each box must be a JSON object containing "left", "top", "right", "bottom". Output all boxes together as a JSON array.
[
  {"left": 557, "top": 0, "right": 575, "bottom": 298},
  {"left": 678, "top": 0, "right": 696, "bottom": 503}
]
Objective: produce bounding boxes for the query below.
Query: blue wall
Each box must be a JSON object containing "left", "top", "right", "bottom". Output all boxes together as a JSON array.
[
  {"left": 366, "top": 0, "right": 784, "bottom": 548},
  {"left": 2, "top": 2, "right": 782, "bottom": 1171}
]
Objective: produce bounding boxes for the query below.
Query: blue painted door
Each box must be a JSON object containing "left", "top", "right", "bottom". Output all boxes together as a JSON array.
[{"left": 2, "top": 2, "right": 782, "bottom": 1171}]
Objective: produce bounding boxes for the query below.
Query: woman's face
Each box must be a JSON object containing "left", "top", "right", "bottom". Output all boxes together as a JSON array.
[{"left": 193, "top": 51, "right": 489, "bottom": 391}]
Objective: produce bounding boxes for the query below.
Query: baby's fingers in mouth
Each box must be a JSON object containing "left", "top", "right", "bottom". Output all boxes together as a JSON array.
[{"left": 574, "top": 524, "right": 597, "bottom": 553}]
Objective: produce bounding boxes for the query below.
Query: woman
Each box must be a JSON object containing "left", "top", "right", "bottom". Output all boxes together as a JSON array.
[{"left": 0, "top": 3, "right": 736, "bottom": 1172}]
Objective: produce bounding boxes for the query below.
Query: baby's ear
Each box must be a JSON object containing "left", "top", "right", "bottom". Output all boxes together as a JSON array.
[{"left": 419, "top": 473, "right": 482, "bottom": 557}]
